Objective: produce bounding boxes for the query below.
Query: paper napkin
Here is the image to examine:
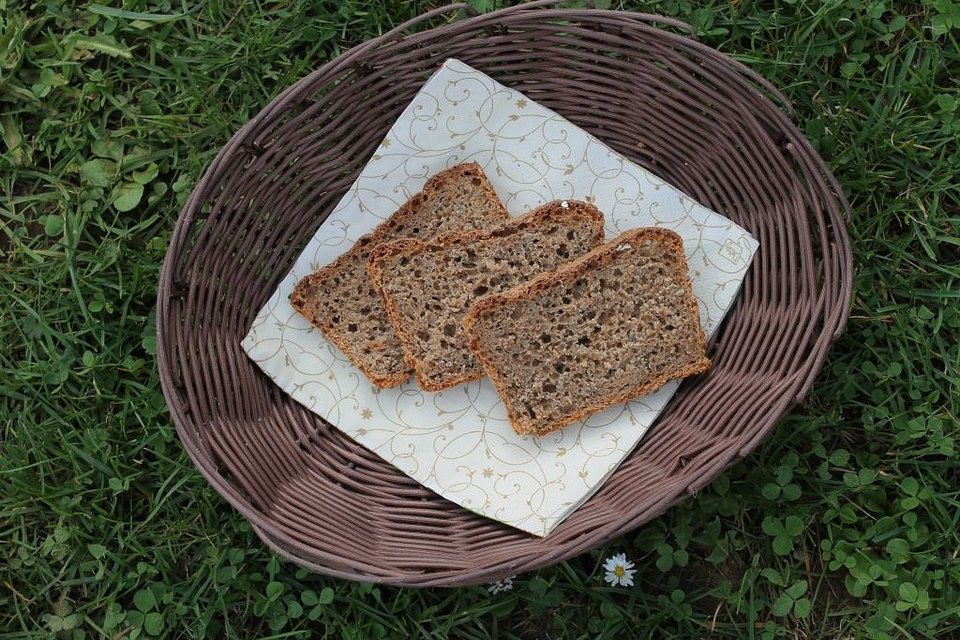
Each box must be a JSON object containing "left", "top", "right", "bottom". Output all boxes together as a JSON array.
[{"left": 242, "top": 59, "right": 758, "bottom": 536}]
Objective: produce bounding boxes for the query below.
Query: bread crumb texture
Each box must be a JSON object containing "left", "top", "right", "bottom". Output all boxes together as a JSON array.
[
  {"left": 466, "top": 228, "right": 710, "bottom": 435},
  {"left": 290, "top": 163, "right": 508, "bottom": 387},
  {"left": 371, "top": 200, "right": 604, "bottom": 390}
]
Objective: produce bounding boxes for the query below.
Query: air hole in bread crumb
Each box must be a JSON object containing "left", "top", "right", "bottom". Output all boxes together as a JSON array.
[
  {"left": 347, "top": 323, "right": 357, "bottom": 332},
  {"left": 471, "top": 177, "right": 482, "bottom": 186},
  {"left": 543, "top": 383, "right": 556, "bottom": 393},
  {"left": 443, "top": 323, "right": 456, "bottom": 337}
]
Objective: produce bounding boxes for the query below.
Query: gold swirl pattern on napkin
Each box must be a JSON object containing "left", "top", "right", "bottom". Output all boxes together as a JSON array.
[{"left": 242, "top": 59, "right": 758, "bottom": 536}]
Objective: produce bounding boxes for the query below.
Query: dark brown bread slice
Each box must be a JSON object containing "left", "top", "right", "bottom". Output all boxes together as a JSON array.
[
  {"left": 290, "top": 163, "right": 509, "bottom": 388},
  {"left": 369, "top": 201, "right": 605, "bottom": 391},
  {"left": 464, "top": 228, "right": 710, "bottom": 436}
]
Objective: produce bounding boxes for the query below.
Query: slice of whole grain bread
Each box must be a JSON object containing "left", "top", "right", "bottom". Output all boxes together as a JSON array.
[
  {"left": 369, "top": 200, "right": 604, "bottom": 391},
  {"left": 290, "top": 162, "right": 509, "bottom": 388},
  {"left": 464, "top": 228, "right": 710, "bottom": 436}
]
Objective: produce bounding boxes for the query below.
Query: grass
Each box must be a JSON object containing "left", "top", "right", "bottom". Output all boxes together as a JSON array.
[{"left": 1, "top": 0, "right": 958, "bottom": 638}]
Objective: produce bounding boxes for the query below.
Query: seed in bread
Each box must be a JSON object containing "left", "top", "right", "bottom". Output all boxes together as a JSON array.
[
  {"left": 369, "top": 200, "right": 605, "bottom": 391},
  {"left": 290, "top": 162, "right": 509, "bottom": 388},
  {"left": 464, "top": 228, "right": 710, "bottom": 436}
]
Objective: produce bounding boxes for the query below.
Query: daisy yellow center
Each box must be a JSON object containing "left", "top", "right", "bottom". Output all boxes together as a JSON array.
[{"left": 613, "top": 566, "right": 625, "bottom": 577}]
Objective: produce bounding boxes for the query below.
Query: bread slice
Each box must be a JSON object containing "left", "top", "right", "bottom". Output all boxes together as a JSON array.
[
  {"left": 464, "top": 228, "right": 710, "bottom": 436},
  {"left": 290, "top": 163, "right": 509, "bottom": 388},
  {"left": 369, "top": 201, "right": 605, "bottom": 391}
]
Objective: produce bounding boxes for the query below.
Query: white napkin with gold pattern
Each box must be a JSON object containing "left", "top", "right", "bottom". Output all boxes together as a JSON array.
[{"left": 242, "top": 59, "right": 757, "bottom": 536}]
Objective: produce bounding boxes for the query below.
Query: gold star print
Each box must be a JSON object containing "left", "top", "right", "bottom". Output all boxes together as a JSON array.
[
  {"left": 361, "top": 408, "right": 372, "bottom": 420},
  {"left": 482, "top": 468, "right": 493, "bottom": 478},
  {"left": 516, "top": 99, "right": 527, "bottom": 108},
  {"left": 380, "top": 138, "right": 391, "bottom": 148}
]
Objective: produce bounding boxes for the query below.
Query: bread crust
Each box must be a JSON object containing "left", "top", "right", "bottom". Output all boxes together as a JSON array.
[
  {"left": 290, "top": 162, "right": 509, "bottom": 388},
  {"left": 464, "top": 228, "right": 711, "bottom": 435},
  {"left": 369, "top": 200, "right": 605, "bottom": 392}
]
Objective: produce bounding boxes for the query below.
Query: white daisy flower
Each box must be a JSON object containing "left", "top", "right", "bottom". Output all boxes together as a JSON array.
[
  {"left": 603, "top": 553, "right": 636, "bottom": 587},
  {"left": 487, "top": 576, "right": 515, "bottom": 594}
]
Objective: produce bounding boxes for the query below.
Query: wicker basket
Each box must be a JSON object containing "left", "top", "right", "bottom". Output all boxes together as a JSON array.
[{"left": 157, "top": 1, "right": 852, "bottom": 587}]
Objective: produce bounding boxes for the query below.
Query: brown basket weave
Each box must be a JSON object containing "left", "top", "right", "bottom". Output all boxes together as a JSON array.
[{"left": 157, "top": 1, "right": 852, "bottom": 587}]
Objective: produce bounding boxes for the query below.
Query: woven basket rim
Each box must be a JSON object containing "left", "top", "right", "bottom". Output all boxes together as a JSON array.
[{"left": 156, "top": 1, "right": 853, "bottom": 587}]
